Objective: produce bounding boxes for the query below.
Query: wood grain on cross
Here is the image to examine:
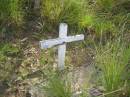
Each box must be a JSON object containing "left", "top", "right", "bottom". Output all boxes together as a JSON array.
[
  {"left": 40, "top": 23, "right": 84, "bottom": 70},
  {"left": 34, "top": 0, "right": 40, "bottom": 9}
]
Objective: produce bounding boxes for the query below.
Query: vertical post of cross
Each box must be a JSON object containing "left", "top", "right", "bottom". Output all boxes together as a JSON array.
[
  {"left": 58, "top": 23, "right": 68, "bottom": 70},
  {"left": 34, "top": 0, "right": 40, "bottom": 9}
]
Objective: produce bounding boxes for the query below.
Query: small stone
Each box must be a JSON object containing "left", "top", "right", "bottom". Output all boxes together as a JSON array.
[
  {"left": 26, "top": 91, "right": 31, "bottom": 97},
  {"left": 89, "top": 88, "right": 103, "bottom": 97}
]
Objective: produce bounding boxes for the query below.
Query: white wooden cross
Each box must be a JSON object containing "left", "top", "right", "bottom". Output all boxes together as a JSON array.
[{"left": 40, "top": 23, "right": 84, "bottom": 70}]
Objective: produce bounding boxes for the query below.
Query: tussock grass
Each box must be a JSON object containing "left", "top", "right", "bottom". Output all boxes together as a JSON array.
[
  {"left": 40, "top": 0, "right": 86, "bottom": 33},
  {"left": 94, "top": 38, "right": 130, "bottom": 96},
  {"left": 41, "top": 0, "right": 85, "bottom": 24},
  {"left": 43, "top": 72, "right": 72, "bottom": 97},
  {"left": 80, "top": 0, "right": 130, "bottom": 36}
]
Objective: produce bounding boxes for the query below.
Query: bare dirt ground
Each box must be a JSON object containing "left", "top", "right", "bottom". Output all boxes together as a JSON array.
[{"left": 1, "top": 37, "right": 95, "bottom": 97}]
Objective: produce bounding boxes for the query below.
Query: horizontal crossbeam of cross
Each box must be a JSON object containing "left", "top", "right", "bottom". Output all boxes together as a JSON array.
[{"left": 40, "top": 35, "right": 84, "bottom": 49}]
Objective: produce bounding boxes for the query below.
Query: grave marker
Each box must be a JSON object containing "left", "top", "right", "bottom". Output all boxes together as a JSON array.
[{"left": 40, "top": 23, "right": 84, "bottom": 70}]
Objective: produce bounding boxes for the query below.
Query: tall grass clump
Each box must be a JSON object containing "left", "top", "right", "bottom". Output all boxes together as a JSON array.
[
  {"left": 9, "top": 0, "right": 24, "bottom": 25},
  {"left": 0, "top": 0, "right": 8, "bottom": 21},
  {"left": 0, "top": 0, "right": 24, "bottom": 39},
  {"left": 81, "top": 0, "right": 130, "bottom": 36},
  {"left": 40, "top": 0, "right": 86, "bottom": 33},
  {"left": 43, "top": 72, "right": 72, "bottom": 97},
  {"left": 94, "top": 38, "right": 130, "bottom": 96}
]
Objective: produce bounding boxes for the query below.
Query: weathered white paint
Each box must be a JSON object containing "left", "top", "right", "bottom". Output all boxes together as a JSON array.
[
  {"left": 40, "top": 35, "right": 84, "bottom": 49},
  {"left": 40, "top": 38, "right": 64, "bottom": 49},
  {"left": 40, "top": 23, "right": 84, "bottom": 70},
  {"left": 34, "top": 0, "right": 40, "bottom": 9},
  {"left": 58, "top": 23, "right": 67, "bottom": 70}
]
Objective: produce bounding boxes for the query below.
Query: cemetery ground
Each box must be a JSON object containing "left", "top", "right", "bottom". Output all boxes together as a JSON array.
[
  {"left": 0, "top": 27, "right": 95, "bottom": 97},
  {"left": 1, "top": 22, "right": 130, "bottom": 97},
  {"left": 1, "top": 0, "right": 130, "bottom": 97},
  {"left": 0, "top": 17, "right": 130, "bottom": 97}
]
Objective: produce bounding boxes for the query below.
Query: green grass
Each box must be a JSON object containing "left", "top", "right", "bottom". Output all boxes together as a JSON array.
[
  {"left": 80, "top": 0, "right": 129, "bottom": 36},
  {"left": 94, "top": 38, "right": 130, "bottom": 96},
  {"left": 43, "top": 72, "right": 72, "bottom": 97},
  {"left": 40, "top": 0, "right": 86, "bottom": 33},
  {"left": 0, "top": 0, "right": 24, "bottom": 38},
  {"left": 0, "top": 0, "right": 24, "bottom": 25},
  {"left": 9, "top": 0, "right": 24, "bottom": 25},
  {"left": 0, "top": 43, "right": 21, "bottom": 82}
]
